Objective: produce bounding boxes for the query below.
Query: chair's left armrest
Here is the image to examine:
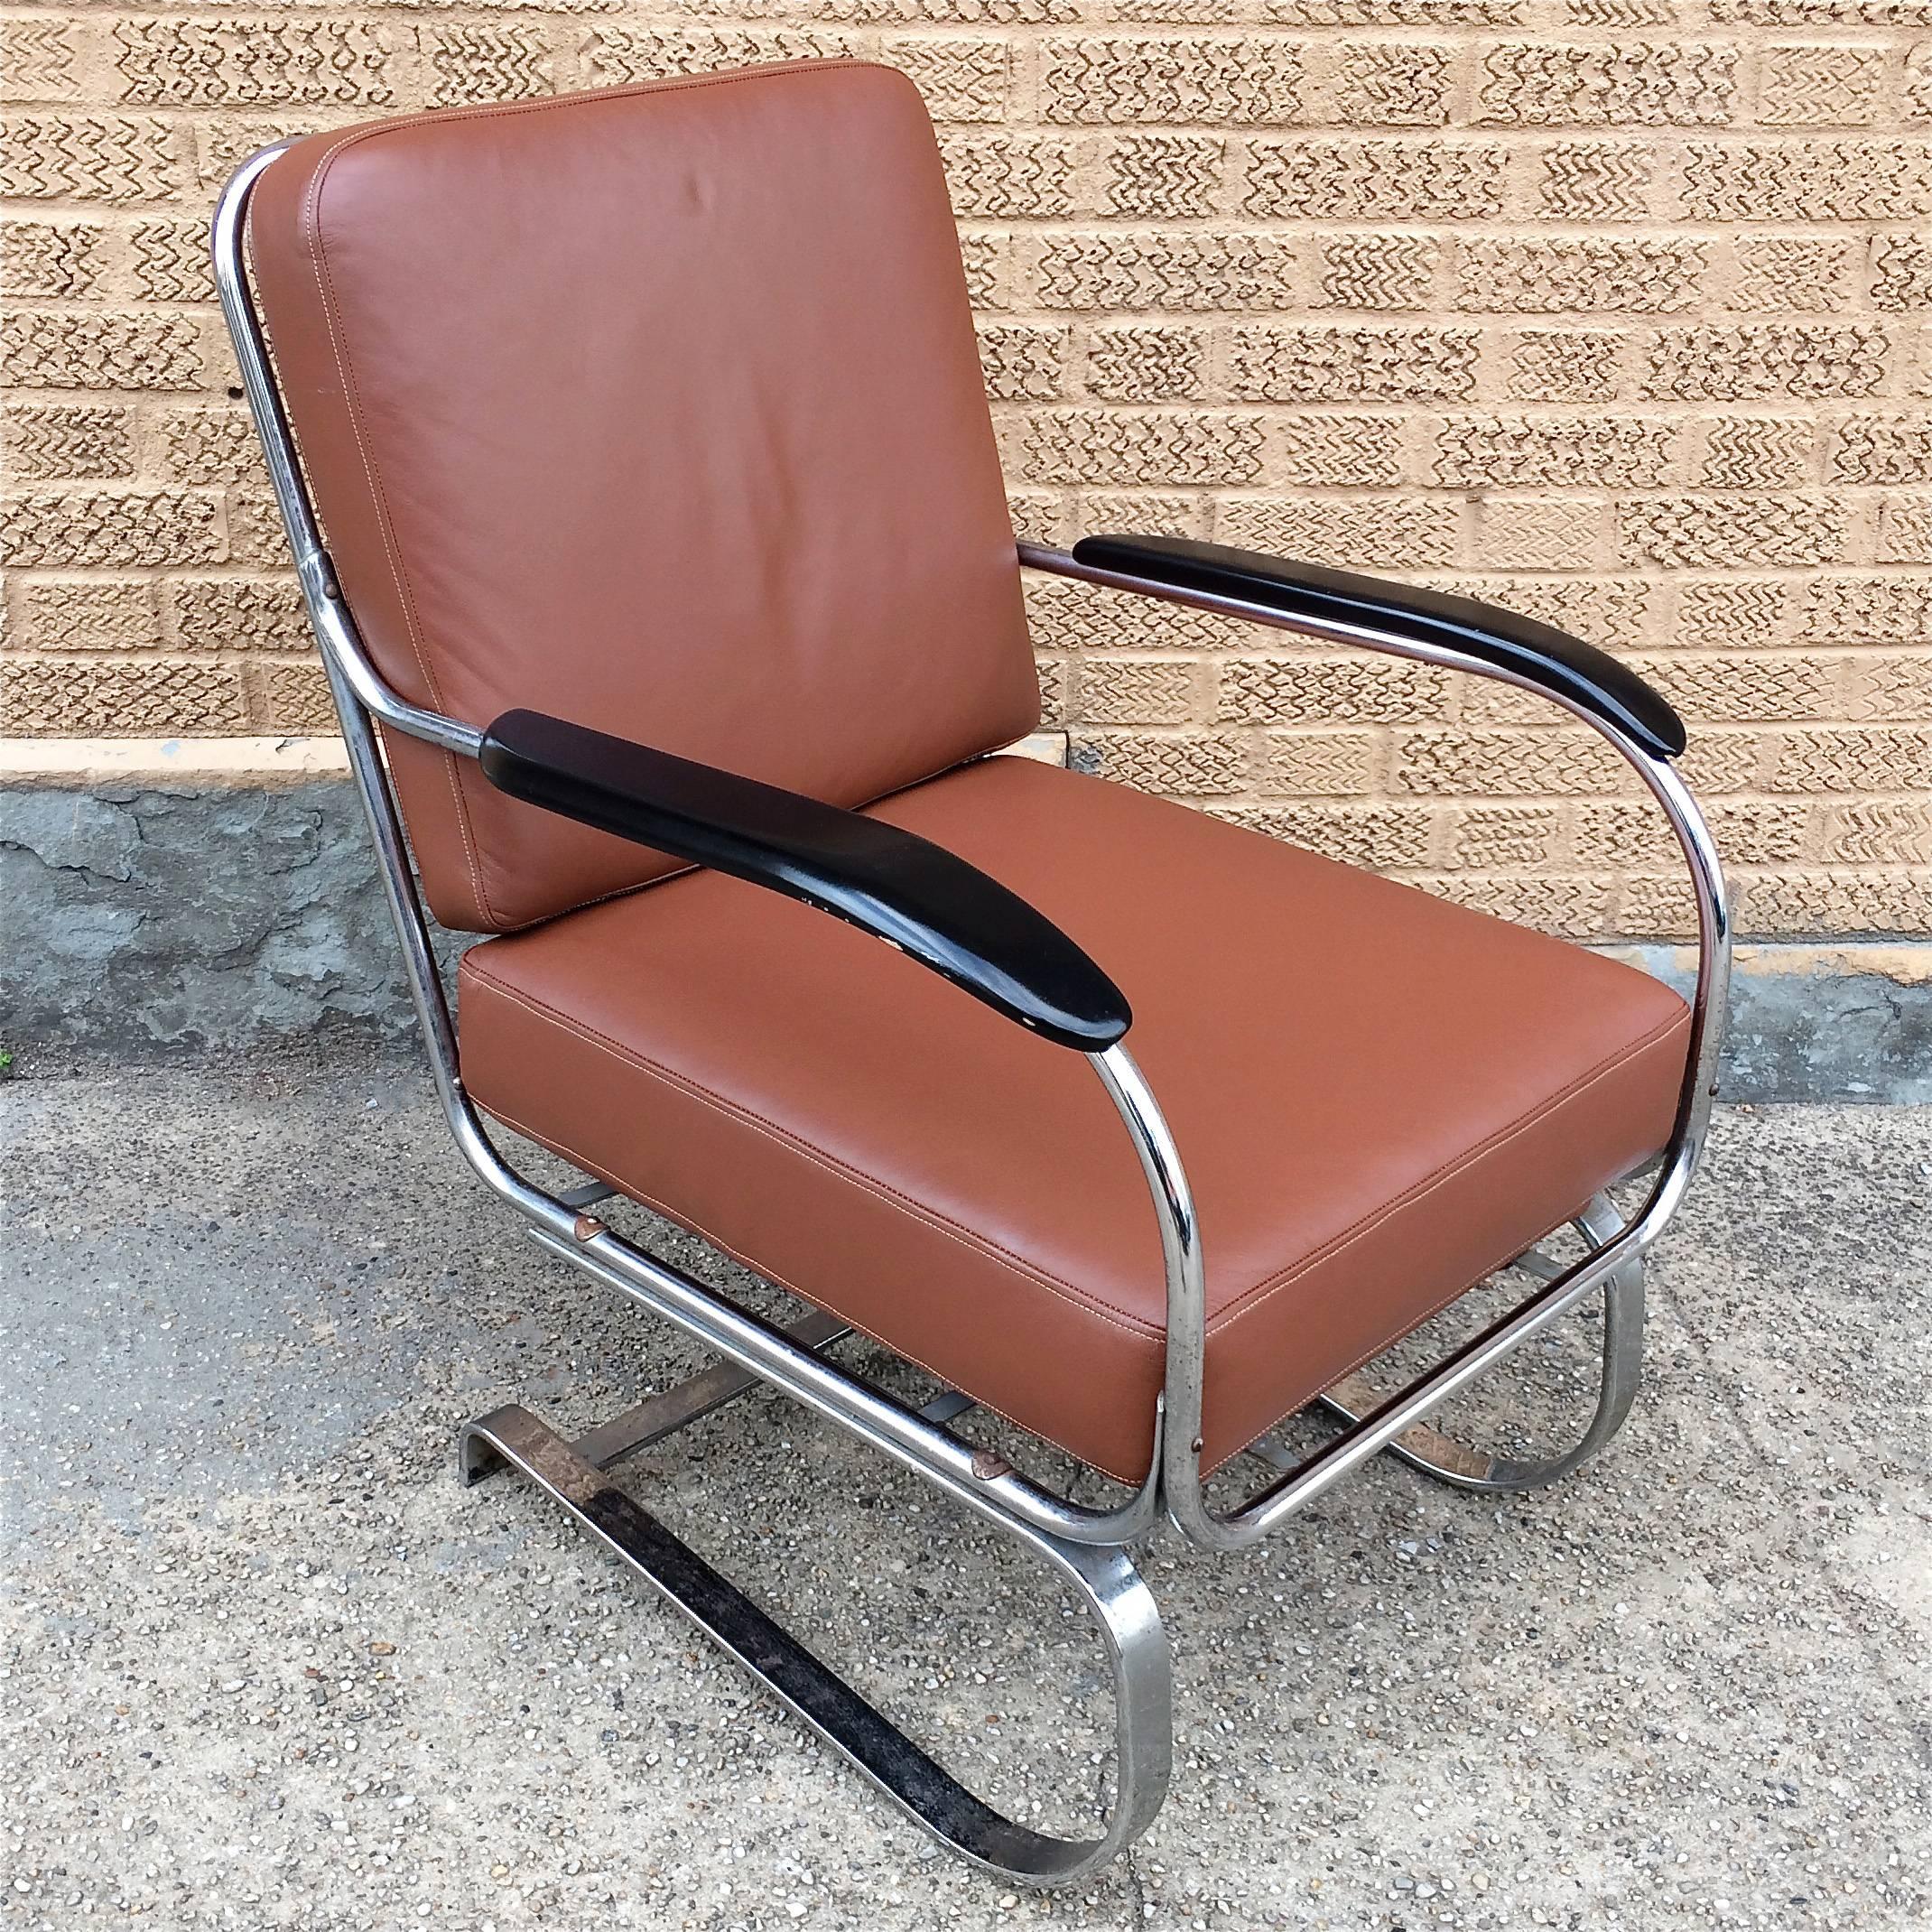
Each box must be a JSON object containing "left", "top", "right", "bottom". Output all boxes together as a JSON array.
[
  {"left": 478, "top": 709, "right": 1131, "bottom": 1051},
  {"left": 1069, "top": 534, "right": 1685, "bottom": 760}
]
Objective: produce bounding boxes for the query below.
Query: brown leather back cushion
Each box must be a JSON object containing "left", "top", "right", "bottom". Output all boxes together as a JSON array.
[{"left": 246, "top": 61, "right": 1038, "bottom": 931}]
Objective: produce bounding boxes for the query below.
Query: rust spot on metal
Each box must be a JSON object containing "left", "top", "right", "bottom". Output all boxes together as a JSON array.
[
  {"left": 1324, "top": 1370, "right": 1497, "bottom": 1481},
  {"left": 970, "top": 1448, "right": 1013, "bottom": 1481},
  {"left": 572, "top": 1213, "right": 607, "bottom": 1242}
]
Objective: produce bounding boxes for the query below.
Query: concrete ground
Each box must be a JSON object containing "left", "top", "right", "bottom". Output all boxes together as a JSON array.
[{"left": 3, "top": 1050, "right": 1927, "bottom": 1931}]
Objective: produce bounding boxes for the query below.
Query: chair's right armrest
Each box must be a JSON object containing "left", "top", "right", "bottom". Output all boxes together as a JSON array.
[{"left": 1067, "top": 534, "right": 1686, "bottom": 760}]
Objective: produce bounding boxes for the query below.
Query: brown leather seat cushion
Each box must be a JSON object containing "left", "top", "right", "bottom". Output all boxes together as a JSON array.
[{"left": 458, "top": 757, "right": 1691, "bottom": 1483}]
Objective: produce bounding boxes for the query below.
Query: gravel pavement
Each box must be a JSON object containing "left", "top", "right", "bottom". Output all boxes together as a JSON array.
[{"left": 3, "top": 1052, "right": 1927, "bottom": 1930}]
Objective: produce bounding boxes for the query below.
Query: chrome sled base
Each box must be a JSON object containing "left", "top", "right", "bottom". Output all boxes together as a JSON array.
[{"left": 458, "top": 1199, "right": 1639, "bottom": 1888}]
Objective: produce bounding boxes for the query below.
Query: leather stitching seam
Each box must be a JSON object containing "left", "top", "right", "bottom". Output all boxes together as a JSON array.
[
  {"left": 297, "top": 133, "right": 490, "bottom": 923},
  {"left": 460, "top": 956, "right": 1690, "bottom": 1357},
  {"left": 468, "top": 1093, "right": 1147, "bottom": 1485},
  {"left": 458, "top": 963, "right": 1158, "bottom": 1342},
  {"left": 1209, "top": 1002, "right": 1693, "bottom": 1336}
]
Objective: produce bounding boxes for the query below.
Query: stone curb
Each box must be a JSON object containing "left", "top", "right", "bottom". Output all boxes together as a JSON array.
[{"left": 4, "top": 756, "right": 1927, "bottom": 1101}]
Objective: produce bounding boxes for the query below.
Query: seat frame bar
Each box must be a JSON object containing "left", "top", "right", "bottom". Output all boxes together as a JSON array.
[{"left": 212, "top": 140, "right": 1732, "bottom": 1883}]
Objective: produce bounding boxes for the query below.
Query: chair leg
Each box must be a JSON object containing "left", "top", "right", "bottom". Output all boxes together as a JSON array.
[
  {"left": 1275, "top": 1194, "right": 1646, "bottom": 1496},
  {"left": 457, "top": 1400, "right": 1173, "bottom": 1885}
]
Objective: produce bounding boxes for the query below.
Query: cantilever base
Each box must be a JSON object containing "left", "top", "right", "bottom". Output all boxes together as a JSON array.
[
  {"left": 458, "top": 1401, "right": 1173, "bottom": 1886},
  {"left": 454, "top": 1196, "right": 1647, "bottom": 1881}
]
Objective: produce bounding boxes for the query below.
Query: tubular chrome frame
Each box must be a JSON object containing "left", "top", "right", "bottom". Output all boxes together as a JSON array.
[
  {"left": 215, "top": 130, "right": 1727, "bottom": 1876},
  {"left": 1026, "top": 540, "right": 1731, "bottom": 1550},
  {"left": 213, "top": 141, "right": 1160, "bottom": 1555},
  {"left": 214, "top": 139, "right": 1730, "bottom": 1552}
]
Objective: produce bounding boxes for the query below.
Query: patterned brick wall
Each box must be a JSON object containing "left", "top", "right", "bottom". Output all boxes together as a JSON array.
[{"left": 4, "top": 4, "right": 1931, "bottom": 941}]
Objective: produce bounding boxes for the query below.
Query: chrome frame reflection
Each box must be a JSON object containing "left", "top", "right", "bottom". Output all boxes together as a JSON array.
[
  {"left": 215, "top": 138, "right": 1729, "bottom": 1881},
  {"left": 1024, "top": 541, "right": 1731, "bottom": 1551}
]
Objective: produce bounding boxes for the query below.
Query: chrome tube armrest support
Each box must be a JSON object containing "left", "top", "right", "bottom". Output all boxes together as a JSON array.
[{"left": 1024, "top": 542, "right": 1733, "bottom": 1553}]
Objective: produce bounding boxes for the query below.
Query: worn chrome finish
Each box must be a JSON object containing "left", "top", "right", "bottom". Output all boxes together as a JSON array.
[
  {"left": 1035, "top": 544, "right": 1731, "bottom": 1552},
  {"left": 460, "top": 1404, "right": 1171, "bottom": 1883},
  {"left": 1298, "top": 1193, "right": 1647, "bottom": 1493}
]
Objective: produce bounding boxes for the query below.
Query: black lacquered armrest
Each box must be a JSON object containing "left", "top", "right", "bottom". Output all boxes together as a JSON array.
[
  {"left": 478, "top": 709, "right": 1131, "bottom": 1051},
  {"left": 1072, "top": 534, "right": 1686, "bottom": 760}
]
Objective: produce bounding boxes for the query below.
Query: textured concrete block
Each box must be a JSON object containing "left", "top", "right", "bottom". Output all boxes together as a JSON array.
[
  {"left": 1394, "top": 728, "right": 1634, "bottom": 796},
  {"left": 1259, "top": 729, "right": 1378, "bottom": 795},
  {"left": 1274, "top": 413, "right": 1407, "bottom": 486},
  {"left": 112, "top": 18, "right": 401, "bottom": 107},
  {"left": 1228, "top": 325, "right": 1477, "bottom": 402},
  {"left": 1040, "top": 37, "right": 1304, "bottom": 125},
  {"left": 3, "top": 404, "right": 135, "bottom": 481},
  {"left": 940, "top": 135, "right": 1075, "bottom": 219},
  {"left": 1216, "top": 494, "right": 1461, "bottom": 566},
  {"left": 1082, "top": 326, "right": 1205, "bottom": 402},
  {"left": 1242, "top": 140, "right": 1502, "bottom": 220},
  {"left": 1682, "top": 138, "right": 1932, "bottom": 222},
  {"left": 420, "top": 23, "right": 554, "bottom": 108},
  {"left": 1, "top": 311, "right": 202, "bottom": 391},
  {"left": 0, "top": 114, "right": 186, "bottom": 202},
  {"left": 2, "top": 488, "right": 223, "bottom": 569},
  {"left": 1615, "top": 495, "right": 1850, "bottom": 569},
  {"left": 3, "top": 2, "right": 1927, "bottom": 953},
  {"left": 169, "top": 577, "right": 309, "bottom": 652},
  {"left": 1072, "top": 729, "right": 1247, "bottom": 792},
  {"left": 0, "top": 218, "right": 103, "bottom": 296},
  {"left": 1505, "top": 330, "right": 1624, "bottom": 403},
  {"left": 1221, "top": 655, "right": 1447, "bottom": 723},
  {"left": 1456, "top": 237, "right": 1705, "bottom": 314},
  {"left": 1036, "top": 231, "right": 1299, "bottom": 310},
  {"left": 1079, "top": 656, "right": 1196, "bottom": 722},
  {"left": 1017, "top": 409, "right": 1266, "bottom": 484},
  {"left": 1476, "top": 42, "right": 1738, "bottom": 126},
  {"left": 1101, "top": 135, "right": 1225, "bottom": 217},
  {"left": 9, "top": 580, "right": 161, "bottom": 653},
  {"left": 1432, "top": 414, "right": 1677, "bottom": 488},
  {"left": 1025, "top": 574, "right": 1244, "bottom": 652},
  {"left": 1536, "top": 142, "right": 1657, "bottom": 219},
  {"left": 3, "top": 660, "right": 246, "bottom": 734},
  {"left": 976, "top": 323, "right": 1067, "bottom": 400}
]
